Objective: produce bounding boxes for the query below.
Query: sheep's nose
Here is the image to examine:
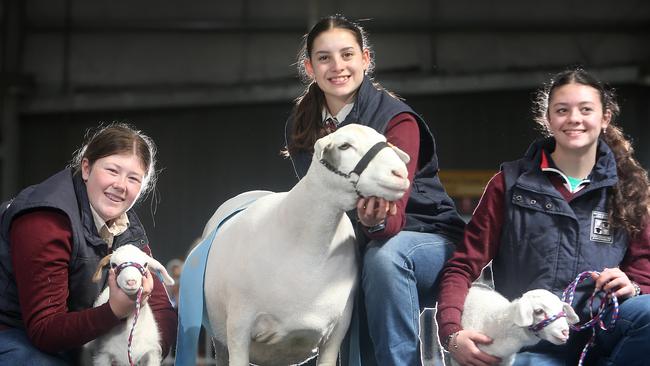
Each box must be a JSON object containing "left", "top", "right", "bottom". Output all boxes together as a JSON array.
[
  {"left": 562, "top": 329, "right": 569, "bottom": 337},
  {"left": 127, "top": 279, "right": 136, "bottom": 287}
]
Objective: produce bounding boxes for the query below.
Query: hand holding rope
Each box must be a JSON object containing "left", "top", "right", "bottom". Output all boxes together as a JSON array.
[{"left": 562, "top": 271, "right": 619, "bottom": 366}]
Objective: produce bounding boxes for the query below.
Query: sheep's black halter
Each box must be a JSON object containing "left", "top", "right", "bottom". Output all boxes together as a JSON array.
[{"left": 319, "top": 141, "right": 390, "bottom": 195}]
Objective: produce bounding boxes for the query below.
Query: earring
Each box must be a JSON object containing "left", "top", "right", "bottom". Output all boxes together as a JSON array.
[{"left": 603, "top": 127, "right": 607, "bottom": 134}]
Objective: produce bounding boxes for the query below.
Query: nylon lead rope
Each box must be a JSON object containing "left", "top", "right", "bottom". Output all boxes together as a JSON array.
[
  {"left": 127, "top": 286, "right": 144, "bottom": 366},
  {"left": 114, "top": 261, "right": 147, "bottom": 366},
  {"left": 527, "top": 311, "right": 567, "bottom": 333},
  {"left": 561, "top": 271, "right": 619, "bottom": 366}
]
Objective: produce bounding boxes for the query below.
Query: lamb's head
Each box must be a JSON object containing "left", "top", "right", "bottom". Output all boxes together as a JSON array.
[
  {"left": 513, "top": 289, "right": 579, "bottom": 345},
  {"left": 92, "top": 244, "right": 175, "bottom": 296},
  {"left": 314, "top": 124, "right": 410, "bottom": 205}
]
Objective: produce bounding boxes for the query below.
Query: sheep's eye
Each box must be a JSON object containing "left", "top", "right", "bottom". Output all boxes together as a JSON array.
[
  {"left": 534, "top": 309, "right": 545, "bottom": 316},
  {"left": 144, "top": 263, "right": 149, "bottom": 268},
  {"left": 338, "top": 143, "right": 351, "bottom": 150}
]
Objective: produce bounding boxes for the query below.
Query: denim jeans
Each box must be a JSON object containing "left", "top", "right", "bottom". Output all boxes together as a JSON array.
[
  {"left": 0, "top": 328, "right": 70, "bottom": 365},
  {"left": 362, "top": 231, "right": 455, "bottom": 366},
  {"left": 513, "top": 294, "right": 650, "bottom": 366}
]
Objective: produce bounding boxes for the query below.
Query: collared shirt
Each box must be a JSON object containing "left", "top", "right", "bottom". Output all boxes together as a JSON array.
[
  {"left": 89, "top": 205, "right": 130, "bottom": 248},
  {"left": 322, "top": 103, "right": 355, "bottom": 129},
  {"left": 540, "top": 150, "right": 591, "bottom": 193}
]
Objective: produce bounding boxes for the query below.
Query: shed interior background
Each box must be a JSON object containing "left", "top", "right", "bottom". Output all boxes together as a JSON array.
[{"left": 1, "top": 0, "right": 649, "bottom": 264}]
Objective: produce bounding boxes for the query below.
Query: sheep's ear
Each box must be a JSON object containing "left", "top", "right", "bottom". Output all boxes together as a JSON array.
[
  {"left": 387, "top": 142, "right": 410, "bottom": 164},
  {"left": 563, "top": 303, "right": 580, "bottom": 324},
  {"left": 513, "top": 298, "right": 534, "bottom": 326},
  {"left": 92, "top": 254, "right": 112, "bottom": 283},
  {"left": 147, "top": 258, "right": 175, "bottom": 286}
]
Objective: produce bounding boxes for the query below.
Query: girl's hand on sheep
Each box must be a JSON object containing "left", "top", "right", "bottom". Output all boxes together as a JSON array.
[
  {"left": 141, "top": 270, "right": 154, "bottom": 303},
  {"left": 107, "top": 269, "right": 155, "bottom": 319},
  {"left": 591, "top": 267, "right": 636, "bottom": 299},
  {"left": 356, "top": 197, "right": 396, "bottom": 227},
  {"left": 451, "top": 330, "right": 501, "bottom": 366}
]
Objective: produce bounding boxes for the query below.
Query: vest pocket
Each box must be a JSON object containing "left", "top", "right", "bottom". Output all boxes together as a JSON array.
[{"left": 506, "top": 197, "right": 563, "bottom": 260}]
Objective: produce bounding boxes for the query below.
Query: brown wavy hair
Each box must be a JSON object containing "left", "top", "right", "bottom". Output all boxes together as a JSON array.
[
  {"left": 284, "top": 14, "right": 373, "bottom": 156},
  {"left": 534, "top": 68, "right": 650, "bottom": 238}
]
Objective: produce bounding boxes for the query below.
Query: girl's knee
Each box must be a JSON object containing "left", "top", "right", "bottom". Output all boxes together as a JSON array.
[
  {"left": 362, "top": 246, "right": 403, "bottom": 278},
  {"left": 620, "top": 295, "right": 650, "bottom": 326}
]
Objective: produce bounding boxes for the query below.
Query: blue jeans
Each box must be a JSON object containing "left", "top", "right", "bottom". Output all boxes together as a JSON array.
[
  {"left": 0, "top": 328, "right": 70, "bottom": 365},
  {"left": 513, "top": 294, "right": 650, "bottom": 366},
  {"left": 362, "top": 231, "right": 455, "bottom": 366}
]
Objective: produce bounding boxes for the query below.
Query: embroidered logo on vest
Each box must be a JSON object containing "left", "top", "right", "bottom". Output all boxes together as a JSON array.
[{"left": 591, "top": 210, "right": 613, "bottom": 244}]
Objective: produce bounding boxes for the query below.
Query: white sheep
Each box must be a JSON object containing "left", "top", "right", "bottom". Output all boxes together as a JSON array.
[
  {"left": 199, "top": 124, "right": 410, "bottom": 365},
  {"left": 87, "top": 244, "right": 175, "bottom": 366},
  {"left": 450, "top": 285, "right": 580, "bottom": 366}
]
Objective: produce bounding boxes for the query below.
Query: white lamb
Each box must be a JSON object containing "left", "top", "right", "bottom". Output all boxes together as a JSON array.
[
  {"left": 200, "top": 124, "right": 410, "bottom": 365},
  {"left": 450, "top": 285, "right": 580, "bottom": 366},
  {"left": 87, "top": 244, "right": 175, "bottom": 366}
]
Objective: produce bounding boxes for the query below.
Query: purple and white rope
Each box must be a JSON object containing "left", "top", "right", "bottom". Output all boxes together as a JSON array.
[
  {"left": 127, "top": 286, "right": 144, "bottom": 366},
  {"left": 528, "top": 311, "right": 567, "bottom": 333},
  {"left": 114, "top": 261, "right": 147, "bottom": 365},
  {"left": 561, "top": 271, "right": 619, "bottom": 366}
]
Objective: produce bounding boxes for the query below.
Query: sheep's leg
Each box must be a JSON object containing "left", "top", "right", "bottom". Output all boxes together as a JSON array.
[
  {"left": 213, "top": 338, "right": 229, "bottom": 365},
  {"left": 141, "top": 351, "right": 162, "bottom": 366},
  {"left": 226, "top": 333, "right": 251, "bottom": 366},
  {"left": 92, "top": 353, "right": 112, "bottom": 366},
  {"left": 316, "top": 290, "right": 356, "bottom": 366},
  {"left": 225, "top": 306, "right": 253, "bottom": 366}
]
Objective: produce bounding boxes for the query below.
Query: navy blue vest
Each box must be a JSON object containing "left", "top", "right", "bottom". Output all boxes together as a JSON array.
[
  {"left": 0, "top": 168, "right": 149, "bottom": 329},
  {"left": 494, "top": 138, "right": 627, "bottom": 318},
  {"left": 286, "top": 77, "right": 465, "bottom": 241}
]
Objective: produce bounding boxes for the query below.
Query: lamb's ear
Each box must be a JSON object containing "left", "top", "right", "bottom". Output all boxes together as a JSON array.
[
  {"left": 563, "top": 303, "right": 580, "bottom": 324},
  {"left": 513, "top": 297, "right": 534, "bottom": 326},
  {"left": 92, "top": 254, "right": 112, "bottom": 283},
  {"left": 147, "top": 258, "right": 175, "bottom": 286},
  {"left": 387, "top": 142, "right": 410, "bottom": 164}
]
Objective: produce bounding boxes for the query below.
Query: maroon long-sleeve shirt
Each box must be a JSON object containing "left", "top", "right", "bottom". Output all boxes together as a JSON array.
[
  {"left": 5, "top": 210, "right": 177, "bottom": 356},
  {"left": 436, "top": 171, "right": 650, "bottom": 342},
  {"left": 362, "top": 112, "right": 420, "bottom": 239}
]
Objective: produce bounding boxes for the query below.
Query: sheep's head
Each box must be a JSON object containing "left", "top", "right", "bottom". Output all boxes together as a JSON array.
[
  {"left": 92, "top": 244, "right": 175, "bottom": 296},
  {"left": 513, "top": 289, "right": 579, "bottom": 345},
  {"left": 314, "top": 124, "right": 410, "bottom": 204}
]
